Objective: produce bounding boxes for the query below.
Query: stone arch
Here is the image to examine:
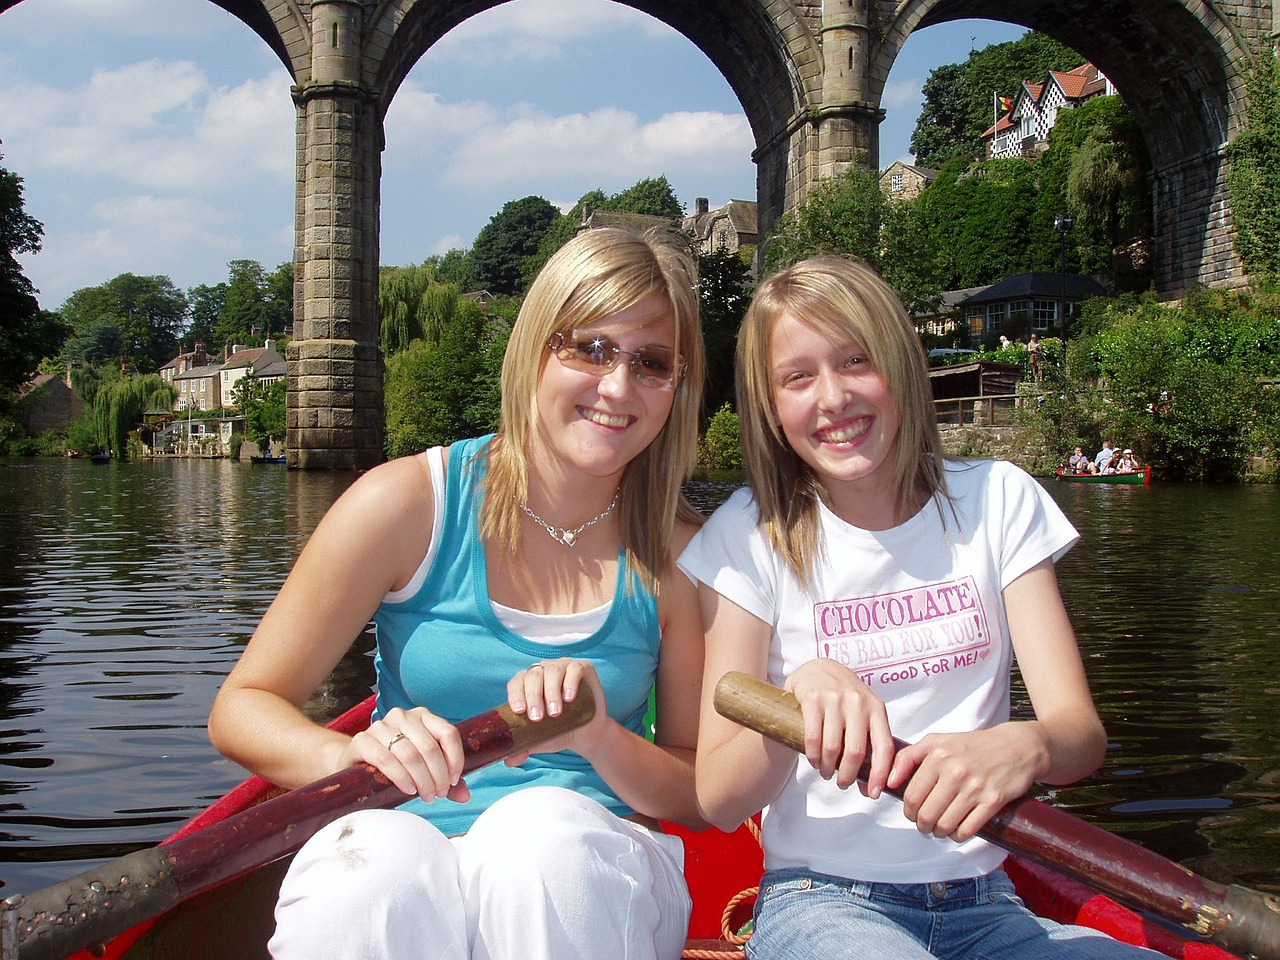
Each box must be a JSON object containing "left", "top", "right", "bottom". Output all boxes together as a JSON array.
[
  {"left": 872, "top": 0, "right": 1260, "bottom": 295},
  {"left": 7, "top": 0, "right": 1267, "bottom": 466}
]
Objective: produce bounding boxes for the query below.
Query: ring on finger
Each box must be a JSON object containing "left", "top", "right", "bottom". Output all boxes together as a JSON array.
[{"left": 387, "top": 732, "right": 407, "bottom": 751}]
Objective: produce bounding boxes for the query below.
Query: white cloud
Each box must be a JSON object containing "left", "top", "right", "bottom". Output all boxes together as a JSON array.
[
  {"left": 437, "top": 105, "right": 752, "bottom": 190},
  {"left": 19, "top": 194, "right": 253, "bottom": 307},
  {"left": 383, "top": 82, "right": 500, "bottom": 166},
  {"left": 431, "top": 0, "right": 670, "bottom": 63},
  {"left": 882, "top": 77, "right": 924, "bottom": 110}
]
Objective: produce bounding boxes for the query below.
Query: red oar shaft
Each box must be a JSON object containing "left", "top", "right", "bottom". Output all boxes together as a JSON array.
[
  {"left": 713, "top": 672, "right": 1280, "bottom": 960},
  {"left": 3, "top": 689, "right": 594, "bottom": 960}
]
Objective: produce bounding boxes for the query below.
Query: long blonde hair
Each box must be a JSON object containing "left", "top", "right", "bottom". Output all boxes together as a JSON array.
[
  {"left": 480, "top": 227, "right": 705, "bottom": 587},
  {"left": 736, "top": 256, "right": 947, "bottom": 584}
]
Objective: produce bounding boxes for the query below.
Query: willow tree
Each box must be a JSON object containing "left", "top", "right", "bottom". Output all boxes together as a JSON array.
[
  {"left": 379, "top": 264, "right": 463, "bottom": 355},
  {"left": 94, "top": 374, "right": 175, "bottom": 458}
]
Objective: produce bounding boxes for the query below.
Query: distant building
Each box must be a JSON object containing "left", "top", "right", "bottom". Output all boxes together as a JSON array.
[
  {"left": 985, "top": 62, "right": 1117, "bottom": 160},
  {"left": 577, "top": 205, "right": 680, "bottom": 239},
  {"left": 878, "top": 161, "right": 938, "bottom": 201},
  {"left": 218, "top": 340, "right": 285, "bottom": 407},
  {"left": 956, "top": 272, "right": 1108, "bottom": 339},
  {"left": 682, "top": 198, "right": 759, "bottom": 259},
  {"left": 16, "top": 373, "right": 85, "bottom": 435},
  {"left": 913, "top": 286, "right": 990, "bottom": 339},
  {"left": 159, "top": 343, "right": 212, "bottom": 388},
  {"left": 173, "top": 363, "right": 222, "bottom": 412}
]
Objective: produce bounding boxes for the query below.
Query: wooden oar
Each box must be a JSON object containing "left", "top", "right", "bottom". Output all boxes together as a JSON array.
[
  {"left": 714, "top": 672, "right": 1280, "bottom": 960},
  {"left": 1, "top": 687, "right": 595, "bottom": 960}
]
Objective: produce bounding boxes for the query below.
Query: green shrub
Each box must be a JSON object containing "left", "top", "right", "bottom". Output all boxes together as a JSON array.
[{"left": 699, "top": 403, "right": 743, "bottom": 470}]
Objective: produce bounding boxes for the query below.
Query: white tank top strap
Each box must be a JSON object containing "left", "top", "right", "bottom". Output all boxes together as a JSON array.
[{"left": 382, "top": 445, "right": 447, "bottom": 604}]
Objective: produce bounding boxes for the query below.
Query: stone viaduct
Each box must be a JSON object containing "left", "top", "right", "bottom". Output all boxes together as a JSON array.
[{"left": 6, "top": 0, "right": 1276, "bottom": 467}]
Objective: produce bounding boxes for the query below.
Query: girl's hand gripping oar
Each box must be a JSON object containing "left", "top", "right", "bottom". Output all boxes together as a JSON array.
[
  {"left": 2, "top": 687, "right": 595, "bottom": 960},
  {"left": 713, "top": 672, "right": 1280, "bottom": 960}
]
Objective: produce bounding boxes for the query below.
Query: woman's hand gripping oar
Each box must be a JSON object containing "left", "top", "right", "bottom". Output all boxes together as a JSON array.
[
  {"left": 713, "top": 671, "right": 1280, "bottom": 960},
  {"left": 2, "top": 687, "right": 595, "bottom": 960}
]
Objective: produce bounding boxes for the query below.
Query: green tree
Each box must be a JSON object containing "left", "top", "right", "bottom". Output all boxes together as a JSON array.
[
  {"left": 94, "top": 374, "right": 176, "bottom": 458},
  {"left": 66, "top": 316, "right": 125, "bottom": 366},
  {"left": 262, "top": 261, "right": 294, "bottom": 339},
  {"left": 914, "top": 158, "right": 1043, "bottom": 289},
  {"left": 0, "top": 147, "right": 69, "bottom": 404},
  {"left": 606, "top": 175, "right": 683, "bottom": 218},
  {"left": 698, "top": 247, "right": 752, "bottom": 415},
  {"left": 526, "top": 178, "right": 684, "bottom": 284},
  {"left": 217, "top": 259, "right": 269, "bottom": 347},
  {"left": 234, "top": 376, "right": 287, "bottom": 451},
  {"left": 61, "top": 274, "right": 187, "bottom": 373},
  {"left": 698, "top": 402, "right": 743, "bottom": 470},
  {"left": 1037, "top": 96, "right": 1152, "bottom": 289},
  {"left": 764, "top": 166, "right": 885, "bottom": 272},
  {"left": 1020, "top": 288, "right": 1280, "bottom": 481},
  {"left": 186, "top": 282, "right": 228, "bottom": 348},
  {"left": 379, "top": 264, "right": 469, "bottom": 356},
  {"left": 762, "top": 166, "right": 942, "bottom": 317},
  {"left": 471, "top": 196, "right": 560, "bottom": 296},
  {"left": 880, "top": 198, "right": 945, "bottom": 317},
  {"left": 425, "top": 248, "right": 477, "bottom": 291},
  {"left": 384, "top": 299, "right": 507, "bottom": 456}
]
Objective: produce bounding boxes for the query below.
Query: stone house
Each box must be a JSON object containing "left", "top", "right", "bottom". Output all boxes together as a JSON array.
[
  {"left": 159, "top": 344, "right": 212, "bottom": 389},
  {"left": 172, "top": 363, "right": 223, "bottom": 412},
  {"left": 16, "top": 374, "right": 86, "bottom": 435},
  {"left": 218, "top": 340, "right": 285, "bottom": 408},
  {"left": 878, "top": 162, "right": 938, "bottom": 201},
  {"left": 682, "top": 198, "right": 759, "bottom": 259}
]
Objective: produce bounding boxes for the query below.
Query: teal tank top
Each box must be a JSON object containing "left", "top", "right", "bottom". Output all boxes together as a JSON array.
[{"left": 372, "top": 435, "right": 660, "bottom": 834}]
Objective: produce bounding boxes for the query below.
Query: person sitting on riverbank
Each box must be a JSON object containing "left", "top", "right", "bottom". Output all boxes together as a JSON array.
[{"left": 208, "top": 227, "right": 709, "bottom": 960}]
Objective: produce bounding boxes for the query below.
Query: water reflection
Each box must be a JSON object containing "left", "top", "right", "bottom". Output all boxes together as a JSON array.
[
  {"left": 0, "top": 461, "right": 1277, "bottom": 899},
  {"left": 0, "top": 458, "right": 359, "bottom": 890}
]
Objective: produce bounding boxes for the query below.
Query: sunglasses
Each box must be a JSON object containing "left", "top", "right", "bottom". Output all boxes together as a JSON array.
[{"left": 546, "top": 330, "right": 685, "bottom": 390}]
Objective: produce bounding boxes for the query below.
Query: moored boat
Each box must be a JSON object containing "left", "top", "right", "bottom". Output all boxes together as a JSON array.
[
  {"left": 248, "top": 454, "right": 287, "bottom": 465},
  {"left": 1056, "top": 465, "right": 1152, "bottom": 486},
  {"left": 32, "top": 694, "right": 1241, "bottom": 960}
]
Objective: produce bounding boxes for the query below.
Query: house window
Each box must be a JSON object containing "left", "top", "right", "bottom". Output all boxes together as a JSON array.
[
  {"left": 890, "top": 173, "right": 903, "bottom": 192},
  {"left": 985, "top": 304, "right": 1004, "bottom": 333},
  {"left": 1032, "top": 300, "right": 1057, "bottom": 329},
  {"left": 967, "top": 315, "right": 984, "bottom": 337}
]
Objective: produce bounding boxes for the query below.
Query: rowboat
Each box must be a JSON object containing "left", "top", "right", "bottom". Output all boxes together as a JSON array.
[
  {"left": 25, "top": 691, "right": 1248, "bottom": 960},
  {"left": 1056, "top": 465, "right": 1152, "bottom": 486}
]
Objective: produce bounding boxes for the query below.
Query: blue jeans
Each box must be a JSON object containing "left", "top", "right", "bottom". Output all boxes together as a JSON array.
[{"left": 746, "top": 868, "right": 1164, "bottom": 960}]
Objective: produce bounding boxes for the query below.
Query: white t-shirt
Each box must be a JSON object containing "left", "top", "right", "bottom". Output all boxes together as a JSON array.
[{"left": 679, "top": 459, "right": 1078, "bottom": 882}]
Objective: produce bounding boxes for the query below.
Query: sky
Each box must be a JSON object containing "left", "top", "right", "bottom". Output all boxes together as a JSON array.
[{"left": 0, "top": 0, "right": 1024, "bottom": 311}]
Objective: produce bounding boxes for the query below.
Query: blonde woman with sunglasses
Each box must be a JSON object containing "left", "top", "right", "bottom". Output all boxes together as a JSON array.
[{"left": 209, "top": 228, "right": 708, "bottom": 960}]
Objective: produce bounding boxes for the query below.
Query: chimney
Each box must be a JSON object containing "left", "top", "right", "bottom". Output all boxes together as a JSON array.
[
  {"left": 265, "top": 338, "right": 276, "bottom": 353},
  {"left": 696, "top": 197, "right": 709, "bottom": 216}
]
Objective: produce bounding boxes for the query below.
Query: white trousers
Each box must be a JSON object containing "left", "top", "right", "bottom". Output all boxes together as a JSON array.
[{"left": 269, "top": 786, "right": 692, "bottom": 960}]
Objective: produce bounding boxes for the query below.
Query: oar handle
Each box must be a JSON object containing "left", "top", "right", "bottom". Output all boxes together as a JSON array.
[
  {"left": 2, "top": 687, "right": 595, "bottom": 960},
  {"left": 714, "top": 672, "right": 1280, "bottom": 960}
]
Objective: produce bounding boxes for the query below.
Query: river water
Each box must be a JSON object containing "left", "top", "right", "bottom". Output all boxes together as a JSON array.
[{"left": 0, "top": 458, "right": 1277, "bottom": 899}]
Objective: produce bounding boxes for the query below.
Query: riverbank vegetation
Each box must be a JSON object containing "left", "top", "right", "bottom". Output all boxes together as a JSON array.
[{"left": 3, "top": 40, "right": 1277, "bottom": 482}]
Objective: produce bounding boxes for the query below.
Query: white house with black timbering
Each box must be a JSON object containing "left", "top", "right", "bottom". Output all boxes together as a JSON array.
[{"left": 985, "top": 62, "right": 1117, "bottom": 160}]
